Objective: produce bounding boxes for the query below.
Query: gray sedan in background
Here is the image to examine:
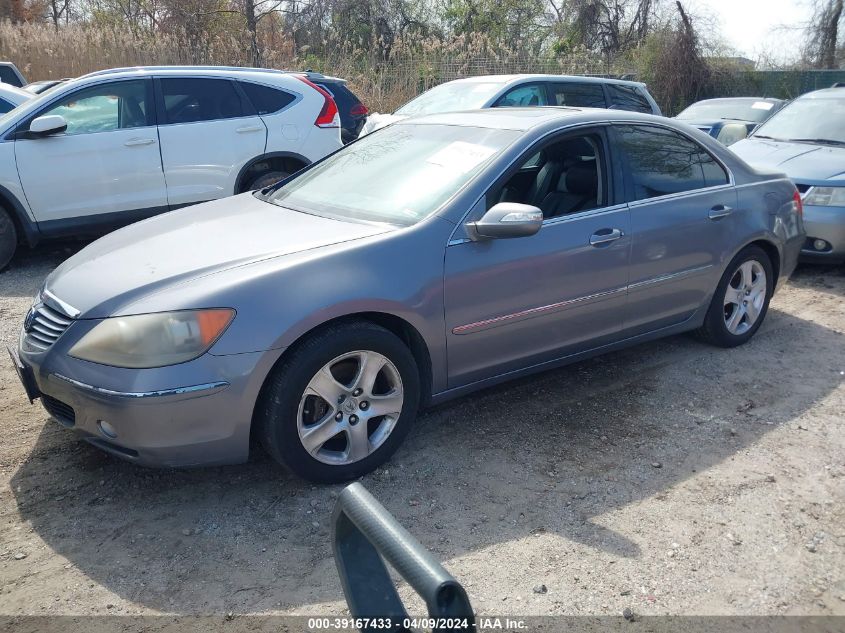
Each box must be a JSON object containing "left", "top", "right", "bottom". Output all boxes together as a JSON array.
[{"left": 11, "top": 107, "right": 804, "bottom": 482}]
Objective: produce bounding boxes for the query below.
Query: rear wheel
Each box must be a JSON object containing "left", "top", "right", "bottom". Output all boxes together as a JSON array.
[
  {"left": 257, "top": 321, "right": 420, "bottom": 483},
  {"left": 0, "top": 208, "right": 17, "bottom": 271},
  {"left": 696, "top": 245, "right": 773, "bottom": 347}
]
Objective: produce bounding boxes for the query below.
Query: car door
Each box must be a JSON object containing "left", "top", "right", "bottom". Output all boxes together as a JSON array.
[
  {"left": 611, "top": 123, "right": 738, "bottom": 335},
  {"left": 444, "top": 127, "right": 631, "bottom": 388},
  {"left": 155, "top": 77, "right": 267, "bottom": 207},
  {"left": 14, "top": 78, "right": 167, "bottom": 224}
]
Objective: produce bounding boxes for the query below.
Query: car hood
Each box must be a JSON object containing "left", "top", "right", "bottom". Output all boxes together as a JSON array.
[
  {"left": 731, "top": 138, "right": 845, "bottom": 182},
  {"left": 45, "top": 193, "right": 393, "bottom": 318}
]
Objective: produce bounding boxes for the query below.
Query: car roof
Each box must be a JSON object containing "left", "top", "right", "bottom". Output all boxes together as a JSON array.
[
  {"left": 396, "top": 106, "right": 659, "bottom": 131},
  {"left": 801, "top": 86, "right": 845, "bottom": 99},
  {"left": 688, "top": 97, "right": 783, "bottom": 105},
  {"left": 78, "top": 65, "right": 343, "bottom": 83},
  {"left": 447, "top": 73, "right": 647, "bottom": 88}
]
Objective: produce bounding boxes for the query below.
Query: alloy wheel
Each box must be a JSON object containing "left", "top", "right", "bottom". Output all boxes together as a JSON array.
[
  {"left": 723, "top": 259, "right": 767, "bottom": 336},
  {"left": 297, "top": 350, "right": 404, "bottom": 465}
]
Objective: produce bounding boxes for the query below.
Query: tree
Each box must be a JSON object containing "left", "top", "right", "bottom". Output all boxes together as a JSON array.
[{"left": 804, "top": 0, "right": 843, "bottom": 68}]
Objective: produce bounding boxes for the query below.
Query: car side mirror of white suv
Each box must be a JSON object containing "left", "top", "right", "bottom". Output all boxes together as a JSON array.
[{"left": 29, "top": 115, "right": 67, "bottom": 137}]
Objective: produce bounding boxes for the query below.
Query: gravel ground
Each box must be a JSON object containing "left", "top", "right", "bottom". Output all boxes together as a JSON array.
[{"left": 0, "top": 243, "right": 843, "bottom": 619}]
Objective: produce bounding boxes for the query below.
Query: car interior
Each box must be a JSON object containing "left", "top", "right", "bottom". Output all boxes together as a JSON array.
[{"left": 494, "top": 135, "right": 606, "bottom": 219}]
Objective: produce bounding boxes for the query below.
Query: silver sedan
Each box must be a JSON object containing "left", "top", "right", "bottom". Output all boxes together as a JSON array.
[{"left": 12, "top": 107, "right": 805, "bottom": 482}]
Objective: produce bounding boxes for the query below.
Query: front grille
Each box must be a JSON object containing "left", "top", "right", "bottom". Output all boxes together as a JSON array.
[
  {"left": 24, "top": 302, "right": 73, "bottom": 351},
  {"left": 42, "top": 394, "right": 76, "bottom": 426},
  {"left": 696, "top": 126, "right": 712, "bottom": 135},
  {"left": 796, "top": 183, "right": 811, "bottom": 194}
]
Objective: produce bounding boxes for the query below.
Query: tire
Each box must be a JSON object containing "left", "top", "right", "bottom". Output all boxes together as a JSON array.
[
  {"left": 696, "top": 245, "right": 773, "bottom": 348},
  {"left": 245, "top": 170, "right": 288, "bottom": 192},
  {"left": 257, "top": 321, "right": 420, "bottom": 483},
  {"left": 0, "top": 208, "right": 17, "bottom": 271}
]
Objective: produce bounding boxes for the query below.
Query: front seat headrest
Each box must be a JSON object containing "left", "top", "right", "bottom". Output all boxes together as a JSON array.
[{"left": 565, "top": 163, "right": 598, "bottom": 196}]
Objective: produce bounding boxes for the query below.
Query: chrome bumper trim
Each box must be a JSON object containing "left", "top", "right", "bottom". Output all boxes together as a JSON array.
[{"left": 52, "top": 374, "right": 230, "bottom": 399}]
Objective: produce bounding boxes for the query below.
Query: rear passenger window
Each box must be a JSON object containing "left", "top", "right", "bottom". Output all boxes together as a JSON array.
[
  {"left": 546, "top": 82, "right": 606, "bottom": 108},
  {"left": 239, "top": 81, "right": 295, "bottom": 115},
  {"left": 616, "top": 125, "right": 729, "bottom": 200},
  {"left": 606, "top": 84, "right": 653, "bottom": 113},
  {"left": 0, "top": 99, "right": 15, "bottom": 114},
  {"left": 160, "top": 78, "right": 246, "bottom": 124}
]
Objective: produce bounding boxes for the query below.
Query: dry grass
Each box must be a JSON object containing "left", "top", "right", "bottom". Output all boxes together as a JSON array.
[{"left": 0, "top": 21, "right": 626, "bottom": 112}]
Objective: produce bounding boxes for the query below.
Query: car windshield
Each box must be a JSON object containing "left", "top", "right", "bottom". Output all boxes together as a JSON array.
[
  {"left": 395, "top": 81, "right": 504, "bottom": 116},
  {"left": 263, "top": 123, "right": 519, "bottom": 226},
  {"left": 751, "top": 97, "right": 845, "bottom": 144},
  {"left": 676, "top": 100, "right": 776, "bottom": 122}
]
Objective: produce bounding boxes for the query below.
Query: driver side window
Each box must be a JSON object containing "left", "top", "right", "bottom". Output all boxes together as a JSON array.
[
  {"left": 491, "top": 133, "right": 609, "bottom": 220},
  {"left": 38, "top": 80, "right": 148, "bottom": 136},
  {"left": 494, "top": 83, "right": 547, "bottom": 108}
]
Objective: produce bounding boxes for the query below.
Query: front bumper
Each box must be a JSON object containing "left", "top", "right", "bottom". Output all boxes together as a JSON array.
[
  {"left": 800, "top": 204, "right": 845, "bottom": 263},
  {"left": 15, "top": 336, "right": 276, "bottom": 468}
]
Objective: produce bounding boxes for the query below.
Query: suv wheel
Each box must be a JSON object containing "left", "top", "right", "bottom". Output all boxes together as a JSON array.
[
  {"left": 0, "top": 208, "right": 17, "bottom": 270},
  {"left": 257, "top": 321, "right": 420, "bottom": 483},
  {"left": 696, "top": 245, "right": 773, "bottom": 348},
  {"left": 246, "top": 170, "right": 288, "bottom": 191}
]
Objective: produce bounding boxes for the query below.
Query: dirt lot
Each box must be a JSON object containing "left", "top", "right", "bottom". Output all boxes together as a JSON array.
[{"left": 0, "top": 243, "right": 843, "bottom": 619}]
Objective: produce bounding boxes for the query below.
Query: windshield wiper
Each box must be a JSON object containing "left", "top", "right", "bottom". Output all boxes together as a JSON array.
[
  {"left": 752, "top": 135, "right": 782, "bottom": 141},
  {"left": 786, "top": 138, "right": 845, "bottom": 146}
]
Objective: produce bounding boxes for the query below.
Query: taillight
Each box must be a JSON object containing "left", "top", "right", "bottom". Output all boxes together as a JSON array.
[
  {"left": 295, "top": 76, "right": 339, "bottom": 128},
  {"left": 793, "top": 189, "right": 803, "bottom": 217},
  {"left": 350, "top": 103, "right": 369, "bottom": 116}
]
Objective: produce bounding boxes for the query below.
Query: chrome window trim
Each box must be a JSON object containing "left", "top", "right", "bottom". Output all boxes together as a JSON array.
[
  {"left": 626, "top": 182, "right": 735, "bottom": 209},
  {"left": 53, "top": 374, "right": 230, "bottom": 399}
]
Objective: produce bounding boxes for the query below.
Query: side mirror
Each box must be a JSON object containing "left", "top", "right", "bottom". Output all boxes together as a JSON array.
[
  {"left": 469, "top": 202, "right": 543, "bottom": 239},
  {"left": 29, "top": 115, "right": 67, "bottom": 137}
]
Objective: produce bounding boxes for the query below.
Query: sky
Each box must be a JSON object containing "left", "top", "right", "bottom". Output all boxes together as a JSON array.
[{"left": 687, "top": 0, "right": 810, "bottom": 64}]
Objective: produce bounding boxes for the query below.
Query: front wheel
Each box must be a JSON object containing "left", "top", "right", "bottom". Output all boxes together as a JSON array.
[
  {"left": 696, "top": 245, "right": 773, "bottom": 348},
  {"left": 257, "top": 322, "right": 420, "bottom": 483}
]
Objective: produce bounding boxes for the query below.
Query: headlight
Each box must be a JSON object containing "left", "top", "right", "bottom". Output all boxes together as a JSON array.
[
  {"left": 802, "top": 186, "right": 845, "bottom": 207},
  {"left": 69, "top": 309, "right": 235, "bottom": 368}
]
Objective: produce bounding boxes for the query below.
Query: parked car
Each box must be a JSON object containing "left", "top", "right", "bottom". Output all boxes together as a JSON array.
[
  {"left": 731, "top": 86, "right": 845, "bottom": 263},
  {"left": 24, "top": 78, "right": 71, "bottom": 94},
  {"left": 307, "top": 72, "right": 368, "bottom": 143},
  {"left": 11, "top": 107, "right": 803, "bottom": 482},
  {"left": 675, "top": 97, "right": 784, "bottom": 145},
  {"left": 0, "top": 65, "right": 343, "bottom": 269},
  {"left": 359, "top": 74, "right": 661, "bottom": 135},
  {"left": 0, "top": 62, "right": 26, "bottom": 88},
  {"left": 0, "top": 83, "right": 32, "bottom": 114}
]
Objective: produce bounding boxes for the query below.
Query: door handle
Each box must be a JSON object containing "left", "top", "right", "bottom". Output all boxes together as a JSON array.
[
  {"left": 708, "top": 204, "right": 733, "bottom": 220},
  {"left": 589, "top": 228, "right": 624, "bottom": 246},
  {"left": 123, "top": 138, "right": 155, "bottom": 147},
  {"left": 236, "top": 125, "right": 263, "bottom": 133}
]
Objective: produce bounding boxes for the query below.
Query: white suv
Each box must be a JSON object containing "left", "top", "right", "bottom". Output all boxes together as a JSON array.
[{"left": 0, "top": 66, "right": 343, "bottom": 268}]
